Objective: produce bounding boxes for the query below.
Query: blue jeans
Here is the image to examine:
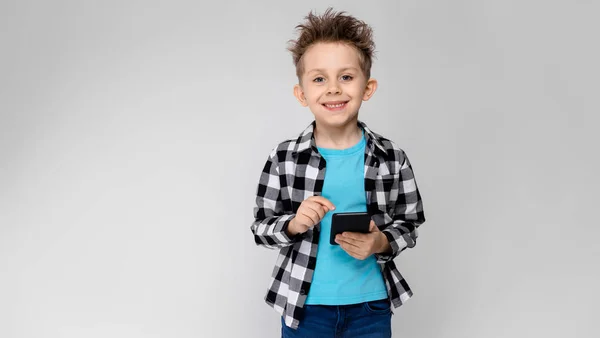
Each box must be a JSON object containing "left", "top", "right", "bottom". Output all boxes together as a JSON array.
[{"left": 281, "top": 299, "right": 392, "bottom": 338}]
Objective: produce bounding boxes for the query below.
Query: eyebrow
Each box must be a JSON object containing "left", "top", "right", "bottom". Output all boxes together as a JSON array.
[{"left": 306, "top": 67, "right": 360, "bottom": 74}]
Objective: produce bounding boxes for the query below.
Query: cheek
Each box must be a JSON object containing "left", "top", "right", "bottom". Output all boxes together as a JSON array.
[
  {"left": 346, "top": 85, "right": 365, "bottom": 99},
  {"left": 308, "top": 99, "right": 320, "bottom": 107},
  {"left": 305, "top": 90, "right": 322, "bottom": 104}
]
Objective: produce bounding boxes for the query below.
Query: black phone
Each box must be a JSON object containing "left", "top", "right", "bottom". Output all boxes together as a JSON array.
[{"left": 330, "top": 212, "right": 371, "bottom": 245}]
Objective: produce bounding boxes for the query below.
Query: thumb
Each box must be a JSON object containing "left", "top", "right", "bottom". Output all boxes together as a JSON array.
[{"left": 369, "top": 220, "right": 380, "bottom": 232}]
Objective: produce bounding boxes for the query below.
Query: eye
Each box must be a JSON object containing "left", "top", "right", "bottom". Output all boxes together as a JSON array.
[
  {"left": 341, "top": 75, "right": 353, "bottom": 81},
  {"left": 313, "top": 77, "right": 325, "bottom": 83}
]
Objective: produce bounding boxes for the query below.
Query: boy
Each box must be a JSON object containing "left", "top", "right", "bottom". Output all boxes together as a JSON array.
[{"left": 250, "top": 8, "right": 426, "bottom": 338}]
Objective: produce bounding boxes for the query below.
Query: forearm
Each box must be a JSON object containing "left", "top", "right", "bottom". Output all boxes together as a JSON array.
[
  {"left": 374, "top": 220, "right": 420, "bottom": 263},
  {"left": 375, "top": 149, "right": 426, "bottom": 262},
  {"left": 251, "top": 214, "right": 298, "bottom": 249}
]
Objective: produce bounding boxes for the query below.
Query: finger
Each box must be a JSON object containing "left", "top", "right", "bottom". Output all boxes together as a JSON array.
[
  {"left": 314, "top": 201, "right": 333, "bottom": 219},
  {"left": 369, "top": 221, "right": 380, "bottom": 232},
  {"left": 309, "top": 196, "right": 335, "bottom": 211},
  {"left": 342, "top": 231, "right": 368, "bottom": 242},
  {"left": 306, "top": 201, "right": 326, "bottom": 220},
  {"left": 339, "top": 242, "right": 364, "bottom": 260},
  {"left": 336, "top": 236, "right": 362, "bottom": 250},
  {"left": 301, "top": 207, "right": 319, "bottom": 226}
]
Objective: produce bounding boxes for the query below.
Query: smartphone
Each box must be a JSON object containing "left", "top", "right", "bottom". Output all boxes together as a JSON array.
[{"left": 330, "top": 212, "right": 371, "bottom": 245}]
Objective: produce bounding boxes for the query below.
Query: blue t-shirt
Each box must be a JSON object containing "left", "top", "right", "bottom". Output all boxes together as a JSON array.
[{"left": 305, "top": 132, "right": 388, "bottom": 305}]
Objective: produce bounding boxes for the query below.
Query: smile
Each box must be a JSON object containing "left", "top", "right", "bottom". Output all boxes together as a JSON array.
[{"left": 322, "top": 101, "right": 348, "bottom": 110}]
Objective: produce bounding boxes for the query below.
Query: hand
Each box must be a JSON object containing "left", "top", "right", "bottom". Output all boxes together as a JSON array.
[
  {"left": 287, "top": 196, "right": 335, "bottom": 236},
  {"left": 335, "top": 220, "right": 390, "bottom": 260}
]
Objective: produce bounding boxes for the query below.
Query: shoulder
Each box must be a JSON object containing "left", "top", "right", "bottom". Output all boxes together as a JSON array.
[
  {"left": 266, "top": 138, "right": 298, "bottom": 163},
  {"left": 264, "top": 122, "right": 313, "bottom": 161},
  {"left": 369, "top": 130, "right": 409, "bottom": 165}
]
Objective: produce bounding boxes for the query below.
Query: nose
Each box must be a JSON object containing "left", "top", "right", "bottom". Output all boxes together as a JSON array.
[{"left": 327, "top": 82, "right": 341, "bottom": 95}]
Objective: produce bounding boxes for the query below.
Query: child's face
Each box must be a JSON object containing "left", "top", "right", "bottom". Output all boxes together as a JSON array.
[{"left": 294, "top": 42, "right": 377, "bottom": 129}]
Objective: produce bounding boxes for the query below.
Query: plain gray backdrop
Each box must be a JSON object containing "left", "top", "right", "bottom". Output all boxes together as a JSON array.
[{"left": 1, "top": 1, "right": 598, "bottom": 337}]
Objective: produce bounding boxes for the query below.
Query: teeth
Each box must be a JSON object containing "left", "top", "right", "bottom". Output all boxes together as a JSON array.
[{"left": 326, "top": 103, "right": 345, "bottom": 108}]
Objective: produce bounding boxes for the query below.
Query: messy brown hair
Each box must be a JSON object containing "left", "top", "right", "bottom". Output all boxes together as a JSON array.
[{"left": 287, "top": 8, "right": 376, "bottom": 82}]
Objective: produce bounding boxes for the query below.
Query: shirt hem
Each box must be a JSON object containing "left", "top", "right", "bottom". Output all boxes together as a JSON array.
[{"left": 305, "top": 290, "right": 389, "bottom": 306}]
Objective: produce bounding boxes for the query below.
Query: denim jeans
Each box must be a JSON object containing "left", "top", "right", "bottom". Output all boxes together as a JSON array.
[{"left": 281, "top": 299, "right": 392, "bottom": 338}]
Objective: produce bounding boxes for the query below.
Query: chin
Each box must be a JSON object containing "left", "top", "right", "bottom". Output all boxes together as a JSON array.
[{"left": 314, "top": 114, "right": 358, "bottom": 128}]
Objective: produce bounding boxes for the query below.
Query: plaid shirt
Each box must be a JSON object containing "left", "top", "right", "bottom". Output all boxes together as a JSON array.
[{"left": 250, "top": 120, "right": 426, "bottom": 329}]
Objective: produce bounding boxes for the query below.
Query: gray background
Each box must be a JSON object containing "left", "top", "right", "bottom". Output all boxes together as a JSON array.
[{"left": 1, "top": 0, "right": 598, "bottom": 337}]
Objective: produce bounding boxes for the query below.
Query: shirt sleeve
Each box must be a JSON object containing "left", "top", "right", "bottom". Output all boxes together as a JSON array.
[
  {"left": 250, "top": 148, "right": 301, "bottom": 249},
  {"left": 375, "top": 149, "right": 426, "bottom": 263}
]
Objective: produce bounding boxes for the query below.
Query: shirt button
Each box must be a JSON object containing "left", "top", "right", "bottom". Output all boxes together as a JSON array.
[{"left": 300, "top": 289, "right": 306, "bottom": 295}]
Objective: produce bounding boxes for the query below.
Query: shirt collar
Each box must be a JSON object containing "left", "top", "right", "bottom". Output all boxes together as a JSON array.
[{"left": 292, "top": 120, "right": 387, "bottom": 157}]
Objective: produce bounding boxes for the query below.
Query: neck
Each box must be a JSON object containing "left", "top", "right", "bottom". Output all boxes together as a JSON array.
[{"left": 314, "top": 119, "right": 362, "bottom": 149}]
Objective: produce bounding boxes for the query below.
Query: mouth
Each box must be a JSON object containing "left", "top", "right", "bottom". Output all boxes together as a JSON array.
[{"left": 322, "top": 101, "right": 349, "bottom": 111}]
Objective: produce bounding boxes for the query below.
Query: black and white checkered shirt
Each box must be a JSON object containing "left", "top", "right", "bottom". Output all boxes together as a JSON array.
[{"left": 251, "top": 120, "right": 426, "bottom": 329}]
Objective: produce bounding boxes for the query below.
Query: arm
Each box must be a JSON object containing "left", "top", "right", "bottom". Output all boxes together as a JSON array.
[
  {"left": 250, "top": 149, "right": 301, "bottom": 249},
  {"left": 375, "top": 150, "right": 426, "bottom": 263}
]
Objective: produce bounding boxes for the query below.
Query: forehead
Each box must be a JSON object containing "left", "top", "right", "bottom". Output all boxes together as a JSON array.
[{"left": 302, "top": 42, "right": 362, "bottom": 73}]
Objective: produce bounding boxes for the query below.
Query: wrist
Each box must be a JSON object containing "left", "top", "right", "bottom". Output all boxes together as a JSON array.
[
  {"left": 286, "top": 218, "right": 299, "bottom": 236},
  {"left": 377, "top": 232, "right": 391, "bottom": 254}
]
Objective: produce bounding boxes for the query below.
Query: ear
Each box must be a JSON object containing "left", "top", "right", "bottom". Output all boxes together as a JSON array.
[
  {"left": 294, "top": 84, "right": 308, "bottom": 107},
  {"left": 362, "top": 78, "right": 378, "bottom": 101}
]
